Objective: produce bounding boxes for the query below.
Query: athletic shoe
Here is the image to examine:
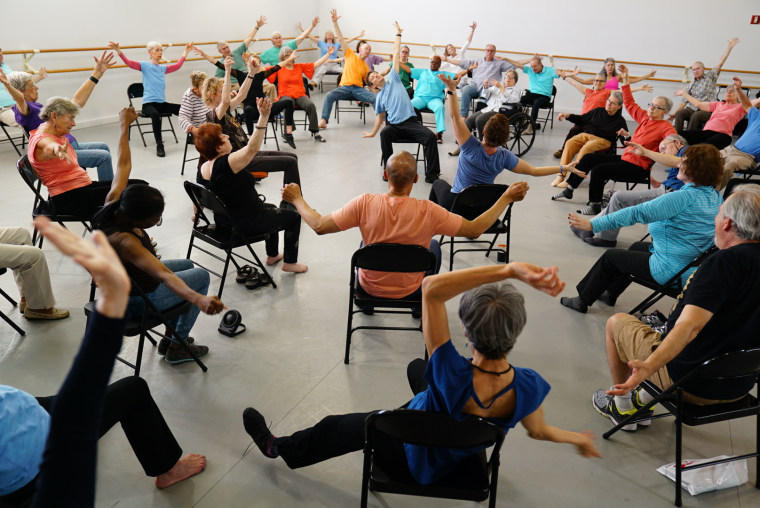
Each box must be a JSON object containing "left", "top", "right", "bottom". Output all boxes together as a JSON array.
[
  {"left": 631, "top": 387, "right": 655, "bottom": 426},
  {"left": 164, "top": 343, "right": 209, "bottom": 364},
  {"left": 243, "top": 408, "right": 278, "bottom": 458},
  {"left": 156, "top": 143, "right": 165, "bottom": 158},
  {"left": 551, "top": 188, "right": 573, "bottom": 201},
  {"left": 592, "top": 389, "right": 638, "bottom": 432},
  {"left": 314, "top": 134, "right": 326, "bottom": 143},
  {"left": 577, "top": 203, "right": 602, "bottom": 215},
  {"left": 157, "top": 336, "right": 195, "bottom": 356}
]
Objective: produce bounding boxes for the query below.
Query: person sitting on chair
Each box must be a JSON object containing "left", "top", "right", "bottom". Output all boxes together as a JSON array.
[
  {"left": 256, "top": 17, "right": 319, "bottom": 67},
  {"left": 721, "top": 78, "right": 760, "bottom": 185},
  {"left": 675, "top": 83, "right": 747, "bottom": 150},
  {"left": 0, "top": 46, "right": 46, "bottom": 127},
  {"left": 281, "top": 149, "right": 528, "bottom": 301},
  {"left": 560, "top": 144, "right": 723, "bottom": 314},
  {"left": 463, "top": 69, "right": 522, "bottom": 144},
  {"left": 591, "top": 184, "right": 760, "bottom": 431},
  {"left": 242, "top": 263, "right": 600, "bottom": 482},
  {"left": 429, "top": 74, "right": 584, "bottom": 211},
  {"left": 304, "top": 27, "right": 365, "bottom": 87},
  {"left": 178, "top": 71, "right": 209, "bottom": 134}
]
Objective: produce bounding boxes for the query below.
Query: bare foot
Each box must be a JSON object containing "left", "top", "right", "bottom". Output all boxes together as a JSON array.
[
  {"left": 266, "top": 253, "right": 284, "bottom": 266},
  {"left": 550, "top": 175, "right": 563, "bottom": 187},
  {"left": 282, "top": 262, "right": 308, "bottom": 273},
  {"left": 155, "top": 454, "right": 206, "bottom": 489},
  {"left": 318, "top": 119, "right": 328, "bottom": 129}
]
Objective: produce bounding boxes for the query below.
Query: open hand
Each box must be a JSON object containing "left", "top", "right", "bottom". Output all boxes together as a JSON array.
[
  {"left": 93, "top": 51, "right": 116, "bottom": 75},
  {"left": 509, "top": 262, "right": 565, "bottom": 297},
  {"left": 568, "top": 213, "right": 592, "bottom": 231}
]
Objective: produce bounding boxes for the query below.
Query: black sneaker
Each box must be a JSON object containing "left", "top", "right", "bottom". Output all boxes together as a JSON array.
[
  {"left": 314, "top": 134, "right": 326, "bottom": 143},
  {"left": 156, "top": 143, "right": 165, "bottom": 157},
  {"left": 551, "top": 188, "right": 573, "bottom": 201},
  {"left": 553, "top": 149, "right": 563, "bottom": 159},
  {"left": 424, "top": 174, "right": 440, "bottom": 184},
  {"left": 592, "top": 389, "right": 638, "bottom": 432},
  {"left": 164, "top": 343, "right": 209, "bottom": 364},
  {"left": 243, "top": 408, "right": 278, "bottom": 458},
  {"left": 284, "top": 133, "right": 297, "bottom": 149},
  {"left": 157, "top": 336, "right": 195, "bottom": 356}
]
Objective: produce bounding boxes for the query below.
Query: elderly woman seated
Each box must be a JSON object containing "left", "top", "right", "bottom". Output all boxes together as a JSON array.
[
  {"left": 242, "top": 264, "right": 600, "bottom": 480},
  {"left": 560, "top": 144, "right": 723, "bottom": 314},
  {"left": 194, "top": 98, "right": 308, "bottom": 274},
  {"left": 178, "top": 71, "right": 209, "bottom": 134},
  {"left": 0, "top": 52, "right": 115, "bottom": 180},
  {"left": 465, "top": 69, "right": 522, "bottom": 141}
]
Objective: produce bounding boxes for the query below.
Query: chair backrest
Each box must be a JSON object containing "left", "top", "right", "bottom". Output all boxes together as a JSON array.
[
  {"left": 450, "top": 184, "right": 509, "bottom": 221},
  {"left": 127, "top": 83, "right": 144, "bottom": 108},
  {"left": 351, "top": 244, "right": 437, "bottom": 274},
  {"left": 694, "top": 348, "right": 760, "bottom": 380},
  {"left": 16, "top": 155, "right": 47, "bottom": 212},
  {"left": 724, "top": 178, "right": 760, "bottom": 199},
  {"left": 184, "top": 180, "right": 231, "bottom": 218}
]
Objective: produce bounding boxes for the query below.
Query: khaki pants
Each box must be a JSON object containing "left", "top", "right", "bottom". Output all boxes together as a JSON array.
[
  {"left": 262, "top": 82, "right": 277, "bottom": 101},
  {"left": 720, "top": 145, "right": 757, "bottom": 190},
  {"left": 0, "top": 106, "right": 18, "bottom": 126},
  {"left": 560, "top": 132, "right": 611, "bottom": 166},
  {"left": 0, "top": 227, "right": 56, "bottom": 309}
]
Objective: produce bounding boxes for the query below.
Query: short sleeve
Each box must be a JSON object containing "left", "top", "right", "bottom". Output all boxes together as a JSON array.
[{"left": 330, "top": 194, "right": 365, "bottom": 231}]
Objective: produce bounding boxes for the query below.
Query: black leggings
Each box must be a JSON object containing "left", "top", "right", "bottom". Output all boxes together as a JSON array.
[
  {"left": 142, "top": 102, "right": 180, "bottom": 144},
  {"left": 245, "top": 151, "right": 301, "bottom": 187},
  {"left": 244, "top": 100, "right": 294, "bottom": 135},
  {"left": 520, "top": 92, "right": 551, "bottom": 124},
  {"left": 576, "top": 241, "right": 655, "bottom": 305},
  {"left": 239, "top": 204, "right": 302, "bottom": 263},
  {"left": 49, "top": 179, "right": 148, "bottom": 218},
  {"left": 429, "top": 179, "right": 457, "bottom": 210}
]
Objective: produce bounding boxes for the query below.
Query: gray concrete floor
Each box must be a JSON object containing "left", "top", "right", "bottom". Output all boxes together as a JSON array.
[{"left": 0, "top": 92, "right": 757, "bottom": 507}]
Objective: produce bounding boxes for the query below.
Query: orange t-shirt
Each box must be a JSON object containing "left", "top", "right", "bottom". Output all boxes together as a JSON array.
[
  {"left": 268, "top": 63, "right": 315, "bottom": 100},
  {"left": 339, "top": 48, "right": 369, "bottom": 88},
  {"left": 582, "top": 89, "right": 611, "bottom": 114},
  {"left": 28, "top": 130, "right": 92, "bottom": 197},
  {"left": 331, "top": 193, "right": 463, "bottom": 298}
]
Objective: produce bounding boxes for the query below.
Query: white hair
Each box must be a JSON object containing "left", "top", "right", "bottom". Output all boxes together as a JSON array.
[{"left": 146, "top": 41, "right": 162, "bottom": 51}]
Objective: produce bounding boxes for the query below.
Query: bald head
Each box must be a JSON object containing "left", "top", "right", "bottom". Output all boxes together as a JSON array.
[{"left": 386, "top": 151, "right": 417, "bottom": 187}]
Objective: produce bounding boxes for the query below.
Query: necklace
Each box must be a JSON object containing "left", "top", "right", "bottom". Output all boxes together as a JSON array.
[{"left": 471, "top": 363, "right": 512, "bottom": 376}]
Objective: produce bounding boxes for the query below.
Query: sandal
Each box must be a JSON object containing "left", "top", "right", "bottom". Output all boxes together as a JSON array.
[
  {"left": 245, "top": 271, "right": 267, "bottom": 290},
  {"left": 236, "top": 265, "right": 255, "bottom": 284}
]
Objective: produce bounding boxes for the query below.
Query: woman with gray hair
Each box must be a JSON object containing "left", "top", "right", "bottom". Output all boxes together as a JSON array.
[
  {"left": 108, "top": 40, "right": 193, "bottom": 157},
  {"left": 0, "top": 52, "right": 116, "bottom": 180},
  {"left": 242, "top": 264, "right": 600, "bottom": 481}
]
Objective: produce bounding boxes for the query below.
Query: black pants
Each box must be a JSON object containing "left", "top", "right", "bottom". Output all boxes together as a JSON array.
[
  {"left": 49, "top": 179, "right": 148, "bottom": 218},
  {"left": 681, "top": 129, "right": 732, "bottom": 150},
  {"left": 566, "top": 153, "right": 648, "bottom": 203},
  {"left": 520, "top": 92, "right": 551, "bottom": 124},
  {"left": 244, "top": 100, "right": 294, "bottom": 135},
  {"left": 245, "top": 150, "right": 301, "bottom": 187},
  {"left": 576, "top": 241, "right": 655, "bottom": 305},
  {"left": 142, "top": 102, "right": 180, "bottom": 144},
  {"left": 240, "top": 204, "right": 302, "bottom": 263},
  {"left": 428, "top": 179, "right": 457, "bottom": 210},
  {"left": 380, "top": 116, "right": 441, "bottom": 179}
]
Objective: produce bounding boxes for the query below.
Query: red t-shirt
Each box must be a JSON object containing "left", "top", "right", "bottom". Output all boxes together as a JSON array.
[
  {"left": 582, "top": 89, "right": 611, "bottom": 114},
  {"left": 268, "top": 63, "right": 314, "bottom": 100}
]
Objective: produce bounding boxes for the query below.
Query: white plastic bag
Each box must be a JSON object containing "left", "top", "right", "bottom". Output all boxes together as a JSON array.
[{"left": 657, "top": 456, "right": 748, "bottom": 496}]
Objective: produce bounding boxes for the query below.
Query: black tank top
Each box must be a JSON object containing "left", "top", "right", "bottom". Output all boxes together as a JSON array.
[{"left": 112, "top": 228, "right": 161, "bottom": 296}]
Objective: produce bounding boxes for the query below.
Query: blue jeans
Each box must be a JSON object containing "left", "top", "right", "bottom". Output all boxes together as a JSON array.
[
  {"left": 459, "top": 84, "right": 480, "bottom": 117},
  {"left": 126, "top": 259, "right": 210, "bottom": 341},
  {"left": 71, "top": 140, "right": 113, "bottom": 180},
  {"left": 320, "top": 85, "right": 376, "bottom": 123}
]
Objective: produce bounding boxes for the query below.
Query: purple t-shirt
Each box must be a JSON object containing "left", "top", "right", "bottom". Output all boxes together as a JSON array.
[
  {"left": 13, "top": 101, "right": 76, "bottom": 143},
  {"left": 364, "top": 54, "right": 385, "bottom": 71}
]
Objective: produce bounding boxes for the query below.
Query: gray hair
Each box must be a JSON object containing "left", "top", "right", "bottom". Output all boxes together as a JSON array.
[
  {"left": 146, "top": 41, "right": 162, "bottom": 51},
  {"left": 458, "top": 282, "right": 526, "bottom": 359},
  {"left": 39, "top": 97, "right": 80, "bottom": 121},
  {"left": 271, "top": 31, "right": 281, "bottom": 39},
  {"left": 654, "top": 95, "right": 673, "bottom": 113},
  {"left": 279, "top": 46, "right": 293, "bottom": 61},
  {"left": 664, "top": 133, "right": 687, "bottom": 146},
  {"left": 216, "top": 41, "right": 228, "bottom": 52},
  {"left": 609, "top": 90, "right": 623, "bottom": 105},
  {"left": 505, "top": 69, "right": 518, "bottom": 83},
  {"left": 723, "top": 184, "right": 760, "bottom": 241},
  {"left": 8, "top": 71, "right": 33, "bottom": 91}
]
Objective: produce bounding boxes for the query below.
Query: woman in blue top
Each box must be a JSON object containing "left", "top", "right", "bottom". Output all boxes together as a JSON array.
[
  {"left": 561, "top": 143, "right": 724, "bottom": 314},
  {"left": 242, "top": 263, "right": 600, "bottom": 484}
]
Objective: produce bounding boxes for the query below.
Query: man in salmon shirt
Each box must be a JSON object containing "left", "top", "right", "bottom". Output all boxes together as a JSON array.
[
  {"left": 281, "top": 151, "right": 528, "bottom": 306},
  {"left": 318, "top": 9, "right": 378, "bottom": 129},
  {"left": 552, "top": 64, "right": 676, "bottom": 216}
]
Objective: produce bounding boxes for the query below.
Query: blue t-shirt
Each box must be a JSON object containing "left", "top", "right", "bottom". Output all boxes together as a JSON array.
[
  {"left": 411, "top": 68, "right": 455, "bottom": 99},
  {"left": 405, "top": 341, "right": 550, "bottom": 484},
  {"left": 451, "top": 135, "right": 520, "bottom": 194},
  {"left": 522, "top": 65, "right": 558, "bottom": 97},
  {"left": 735, "top": 107, "right": 760, "bottom": 162},
  {"left": 0, "top": 386, "right": 50, "bottom": 495},
  {"left": 375, "top": 68, "right": 416, "bottom": 124},
  {"left": 661, "top": 146, "right": 687, "bottom": 190},
  {"left": 139, "top": 61, "right": 169, "bottom": 103},
  {"left": 0, "top": 63, "right": 15, "bottom": 108},
  {"left": 317, "top": 40, "right": 341, "bottom": 57}
]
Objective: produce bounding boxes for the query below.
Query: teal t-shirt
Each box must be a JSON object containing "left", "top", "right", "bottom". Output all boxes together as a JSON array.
[{"left": 259, "top": 40, "right": 297, "bottom": 66}]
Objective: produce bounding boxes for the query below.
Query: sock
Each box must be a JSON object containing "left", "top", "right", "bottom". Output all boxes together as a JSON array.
[
  {"left": 637, "top": 389, "right": 654, "bottom": 405},
  {"left": 615, "top": 393, "right": 633, "bottom": 412},
  {"left": 560, "top": 296, "right": 587, "bottom": 313}
]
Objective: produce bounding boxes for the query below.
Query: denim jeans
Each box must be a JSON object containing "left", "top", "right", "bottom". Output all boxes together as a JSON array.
[
  {"left": 126, "top": 259, "right": 210, "bottom": 341},
  {"left": 320, "top": 85, "right": 376, "bottom": 123},
  {"left": 71, "top": 140, "right": 113, "bottom": 180},
  {"left": 459, "top": 84, "right": 480, "bottom": 117}
]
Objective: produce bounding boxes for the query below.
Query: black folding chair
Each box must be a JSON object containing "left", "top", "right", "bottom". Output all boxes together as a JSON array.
[
  {"left": 521, "top": 85, "right": 556, "bottom": 131},
  {"left": 16, "top": 155, "right": 92, "bottom": 247},
  {"left": 345, "top": 244, "right": 437, "bottom": 364},
  {"left": 180, "top": 132, "right": 199, "bottom": 176},
  {"left": 335, "top": 99, "right": 366, "bottom": 124},
  {"left": 184, "top": 181, "right": 276, "bottom": 298},
  {"left": 438, "top": 184, "right": 513, "bottom": 271},
  {"left": 0, "top": 268, "right": 25, "bottom": 336},
  {"left": 361, "top": 409, "right": 505, "bottom": 508},
  {"left": 603, "top": 348, "right": 760, "bottom": 507},
  {"left": 724, "top": 177, "right": 760, "bottom": 198},
  {"left": 628, "top": 245, "right": 717, "bottom": 315},
  {"left": 127, "top": 83, "right": 178, "bottom": 147},
  {"left": 0, "top": 120, "right": 26, "bottom": 156}
]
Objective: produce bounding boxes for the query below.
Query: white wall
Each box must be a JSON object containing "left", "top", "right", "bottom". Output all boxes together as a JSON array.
[{"left": 3, "top": 0, "right": 758, "bottom": 126}]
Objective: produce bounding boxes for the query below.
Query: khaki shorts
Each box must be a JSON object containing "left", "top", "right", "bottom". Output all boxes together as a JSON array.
[{"left": 613, "top": 314, "right": 740, "bottom": 405}]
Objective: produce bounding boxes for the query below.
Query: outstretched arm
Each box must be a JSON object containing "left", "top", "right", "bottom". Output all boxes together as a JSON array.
[
  {"left": 732, "top": 77, "right": 753, "bottom": 112},
  {"left": 31, "top": 67, "right": 47, "bottom": 84},
  {"left": 330, "top": 9, "right": 348, "bottom": 51},
  {"left": 520, "top": 406, "right": 602, "bottom": 458},
  {"left": 244, "top": 16, "right": 268, "bottom": 48},
  {"left": 439, "top": 74, "right": 471, "bottom": 146},
  {"left": 456, "top": 183, "right": 529, "bottom": 238},
  {"left": 109, "top": 41, "right": 141, "bottom": 71},
  {"left": 625, "top": 140, "right": 681, "bottom": 167},
  {"left": 313, "top": 45, "right": 336, "bottom": 68},
  {"left": 72, "top": 51, "right": 116, "bottom": 108},
  {"left": 512, "top": 159, "right": 584, "bottom": 178},
  {"left": 628, "top": 69, "right": 656, "bottom": 84},
  {"left": 564, "top": 75, "right": 588, "bottom": 94},
  {"left": 281, "top": 183, "right": 340, "bottom": 234},
  {"left": 362, "top": 111, "right": 386, "bottom": 138},
  {"left": 674, "top": 88, "right": 710, "bottom": 112},
  {"left": 502, "top": 56, "right": 530, "bottom": 68},
  {"left": 345, "top": 29, "right": 365, "bottom": 45},
  {"left": 714, "top": 38, "right": 740, "bottom": 75},
  {"left": 295, "top": 17, "right": 320, "bottom": 46},
  {"left": 192, "top": 46, "right": 217, "bottom": 65},
  {"left": 104, "top": 108, "right": 138, "bottom": 206}
]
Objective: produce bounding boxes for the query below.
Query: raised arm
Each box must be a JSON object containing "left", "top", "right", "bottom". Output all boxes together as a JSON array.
[
  {"left": 313, "top": 45, "right": 336, "bottom": 69},
  {"left": 164, "top": 42, "right": 192, "bottom": 73},
  {"left": 422, "top": 263, "right": 565, "bottom": 356},
  {"left": 330, "top": 9, "right": 348, "bottom": 51},
  {"left": 463, "top": 22, "right": 477, "bottom": 51},
  {"left": 214, "top": 57, "right": 234, "bottom": 119},
  {"left": 345, "top": 29, "right": 365, "bottom": 45},
  {"left": 228, "top": 98, "right": 271, "bottom": 172},
  {"left": 104, "top": 108, "right": 138, "bottom": 206},
  {"left": 439, "top": 74, "right": 471, "bottom": 146},
  {"left": 502, "top": 56, "right": 530, "bottom": 68},
  {"left": 674, "top": 88, "right": 710, "bottom": 112},
  {"left": 192, "top": 45, "right": 217, "bottom": 65},
  {"left": 627, "top": 69, "right": 656, "bottom": 84},
  {"left": 714, "top": 38, "right": 740, "bottom": 75},
  {"left": 392, "top": 22, "right": 402, "bottom": 73},
  {"left": 280, "top": 183, "right": 340, "bottom": 235},
  {"left": 244, "top": 16, "right": 268, "bottom": 48},
  {"left": 72, "top": 51, "right": 116, "bottom": 108},
  {"left": 456, "top": 183, "right": 529, "bottom": 238},
  {"left": 229, "top": 57, "right": 254, "bottom": 110},
  {"left": 564, "top": 75, "right": 588, "bottom": 95},
  {"left": 295, "top": 17, "right": 320, "bottom": 47},
  {"left": 109, "top": 41, "right": 141, "bottom": 71},
  {"left": 733, "top": 77, "right": 754, "bottom": 112},
  {"left": 0, "top": 67, "right": 28, "bottom": 114},
  {"left": 31, "top": 67, "right": 47, "bottom": 84}
]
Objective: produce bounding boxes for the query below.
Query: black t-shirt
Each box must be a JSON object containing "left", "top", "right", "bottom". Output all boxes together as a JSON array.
[
  {"left": 664, "top": 242, "right": 760, "bottom": 399},
  {"left": 213, "top": 63, "right": 280, "bottom": 107},
  {"left": 198, "top": 154, "right": 264, "bottom": 223}
]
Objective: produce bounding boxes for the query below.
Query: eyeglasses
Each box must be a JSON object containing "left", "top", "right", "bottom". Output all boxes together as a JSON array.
[
  {"left": 606, "top": 98, "right": 621, "bottom": 106},
  {"left": 648, "top": 103, "right": 666, "bottom": 111},
  {"left": 154, "top": 216, "right": 163, "bottom": 227}
]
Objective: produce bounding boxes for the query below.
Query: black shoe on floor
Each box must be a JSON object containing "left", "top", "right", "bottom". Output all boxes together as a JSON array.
[
  {"left": 157, "top": 336, "right": 195, "bottom": 356},
  {"left": 560, "top": 296, "right": 588, "bottom": 313},
  {"left": 284, "top": 133, "right": 297, "bottom": 149},
  {"left": 314, "top": 134, "right": 326, "bottom": 143},
  {"left": 570, "top": 225, "right": 593, "bottom": 241},
  {"left": 243, "top": 408, "right": 278, "bottom": 458},
  {"left": 583, "top": 236, "right": 617, "bottom": 248},
  {"left": 425, "top": 174, "right": 440, "bottom": 184},
  {"left": 551, "top": 188, "right": 574, "bottom": 201},
  {"left": 164, "top": 343, "right": 209, "bottom": 364},
  {"left": 156, "top": 143, "right": 165, "bottom": 157}
]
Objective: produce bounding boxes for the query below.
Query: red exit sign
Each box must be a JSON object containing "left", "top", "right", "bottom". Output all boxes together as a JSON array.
[{"left": 752, "top": 15, "right": 760, "bottom": 24}]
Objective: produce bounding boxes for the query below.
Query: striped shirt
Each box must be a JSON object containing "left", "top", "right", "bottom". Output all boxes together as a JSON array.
[
  {"left": 591, "top": 183, "right": 722, "bottom": 285},
  {"left": 178, "top": 88, "right": 209, "bottom": 133}
]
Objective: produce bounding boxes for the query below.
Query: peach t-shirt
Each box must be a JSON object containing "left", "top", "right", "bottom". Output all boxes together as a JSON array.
[{"left": 28, "top": 130, "right": 92, "bottom": 197}]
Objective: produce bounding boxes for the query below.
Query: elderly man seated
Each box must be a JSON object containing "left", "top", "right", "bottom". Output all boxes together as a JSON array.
[
  {"left": 281, "top": 150, "right": 528, "bottom": 304},
  {"left": 591, "top": 184, "right": 760, "bottom": 431}
]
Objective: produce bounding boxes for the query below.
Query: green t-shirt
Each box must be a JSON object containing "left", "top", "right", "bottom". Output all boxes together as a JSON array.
[
  {"left": 214, "top": 43, "right": 248, "bottom": 83},
  {"left": 400, "top": 62, "right": 414, "bottom": 90},
  {"left": 259, "top": 40, "right": 297, "bottom": 66}
]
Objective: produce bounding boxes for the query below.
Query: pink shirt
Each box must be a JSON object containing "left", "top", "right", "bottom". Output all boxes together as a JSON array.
[
  {"left": 28, "top": 131, "right": 92, "bottom": 197},
  {"left": 705, "top": 102, "right": 746, "bottom": 136},
  {"left": 332, "top": 193, "right": 463, "bottom": 298},
  {"left": 604, "top": 76, "right": 620, "bottom": 90}
]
